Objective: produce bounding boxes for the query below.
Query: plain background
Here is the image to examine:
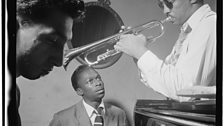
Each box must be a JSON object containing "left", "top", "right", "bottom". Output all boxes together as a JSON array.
[{"left": 17, "top": 0, "right": 216, "bottom": 126}]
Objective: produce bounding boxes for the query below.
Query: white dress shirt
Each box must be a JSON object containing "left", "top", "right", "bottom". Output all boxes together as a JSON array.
[
  {"left": 82, "top": 100, "right": 105, "bottom": 126},
  {"left": 137, "top": 4, "right": 216, "bottom": 101}
]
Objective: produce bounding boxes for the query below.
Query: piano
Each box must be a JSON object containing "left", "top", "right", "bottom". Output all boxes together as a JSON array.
[{"left": 134, "top": 99, "right": 216, "bottom": 126}]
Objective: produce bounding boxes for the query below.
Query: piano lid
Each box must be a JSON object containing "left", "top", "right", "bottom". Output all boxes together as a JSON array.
[{"left": 135, "top": 99, "right": 216, "bottom": 124}]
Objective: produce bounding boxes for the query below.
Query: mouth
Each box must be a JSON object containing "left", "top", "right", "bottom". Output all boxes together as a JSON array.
[
  {"left": 167, "top": 16, "right": 175, "bottom": 23},
  {"left": 96, "top": 88, "right": 105, "bottom": 93}
]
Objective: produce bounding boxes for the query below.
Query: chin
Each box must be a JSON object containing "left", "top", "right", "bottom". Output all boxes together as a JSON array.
[
  {"left": 98, "top": 94, "right": 105, "bottom": 99},
  {"left": 173, "top": 19, "right": 183, "bottom": 26},
  {"left": 24, "top": 71, "right": 51, "bottom": 80},
  {"left": 22, "top": 74, "right": 41, "bottom": 80},
  {"left": 171, "top": 20, "right": 178, "bottom": 25},
  {"left": 40, "top": 71, "right": 50, "bottom": 77},
  {"left": 21, "top": 70, "right": 45, "bottom": 80}
]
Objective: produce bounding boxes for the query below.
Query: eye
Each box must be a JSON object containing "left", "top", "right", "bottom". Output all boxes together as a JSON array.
[
  {"left": 87, "top": 79, "right": 94, "bottom": 84},
  {"left": 53, "top": 36, "right": 58, "bottom": 42},
  {"left": 164, "top": 0, "right": 173, "bottom": 9},
  {"left": 20, "top": 20, "right": 31, "bottom": 27},
  {"left": 45, "top": 36, "right": 64, "bottom": 49},
  {"left": 158, "top": 0, "right": 174, "bottom": 9},
  {"left": 44, "top": 39, "right": 56, "bottom": 47},
  {"left": 96, "top": 76, "right": 102, "bottom": 81}
]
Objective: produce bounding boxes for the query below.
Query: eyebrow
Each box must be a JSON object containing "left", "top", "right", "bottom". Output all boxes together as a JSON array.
[{"left": 53, "top": 31, "right": 72, "bottom": 45}]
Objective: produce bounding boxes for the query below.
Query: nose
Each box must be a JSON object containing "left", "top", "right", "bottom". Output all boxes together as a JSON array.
[
  {"left": 94, "top": 79, "right": 102, "bottom": 86},
  {"left": 163, "top": 4, "right": 171, "bottom": 15}
]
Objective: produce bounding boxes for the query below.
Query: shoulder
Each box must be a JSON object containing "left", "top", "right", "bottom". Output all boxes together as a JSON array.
[
  {"left": 54, "top": 101, "right": 82, "bottom": 117},
  {"left": 199, "top": 11, "right": 216, "bottom": 30},
  {"left": 49, "top": 104, "right": 77, "bottom": 126},
  {"left": 104, "top": 102, "right": 126, "bottom": 115},
  {"left": 54, "top": 104, "right": 76, "bottom": 117},
  {"left": 192, "top": 11, "right": 216, "bottom": 40}
]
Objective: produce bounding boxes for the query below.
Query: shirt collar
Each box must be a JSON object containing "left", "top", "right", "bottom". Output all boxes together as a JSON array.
[
  {"left": 182, "top": 4, "right": 212, "bottom": 33},
  {"left": 82, "top": 100, "right": 105, "bottom": 118}
]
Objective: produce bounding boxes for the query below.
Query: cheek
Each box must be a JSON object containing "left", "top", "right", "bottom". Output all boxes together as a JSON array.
[
  {"left": 28, "top": 43, "right": 51, "bottom": 64},
  {"left": 172, "top": 1, "right": 188, "bottom": 16},
  {"left": 84, "top": 89, "right": 96, "bottom": 98},
  {"left": 84, "top": 86, "right": 96, "bottom": 93},
  {"left": 18, "top": 30, "right": 38, "bottom": 52}
]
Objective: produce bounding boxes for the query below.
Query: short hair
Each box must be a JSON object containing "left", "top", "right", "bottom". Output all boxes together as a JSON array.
[
  {"left": 17, "top": 0, "right": 85, "bottom": 22},
  {"left": 71, "top": 65, "right": 92, "bottom": 91}
]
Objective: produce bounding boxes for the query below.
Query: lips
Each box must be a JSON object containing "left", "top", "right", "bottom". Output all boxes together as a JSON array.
[
  {"left": 96, "top": 88, "right": 104, "bottom": 93},
  {"left": 168, "top": 16, "right": 175, "bottom": 23}
]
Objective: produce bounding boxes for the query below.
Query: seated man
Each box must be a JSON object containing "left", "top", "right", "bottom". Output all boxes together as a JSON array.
[{"left": 49, "top": 65, "right": 128, "bottom": 126}]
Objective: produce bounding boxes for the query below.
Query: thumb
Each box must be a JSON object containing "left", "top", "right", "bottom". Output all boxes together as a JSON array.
[{"left": 146, "top": 36, "right": 156, "bottom": 43}]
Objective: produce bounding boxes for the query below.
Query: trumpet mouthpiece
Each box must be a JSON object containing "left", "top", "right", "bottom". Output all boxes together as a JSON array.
[
  {"left": 63, "top": 57, "right": 69, "bottom": 71},
  {"left": 162, "top": 16, "right": 175, "bottom": 23}
]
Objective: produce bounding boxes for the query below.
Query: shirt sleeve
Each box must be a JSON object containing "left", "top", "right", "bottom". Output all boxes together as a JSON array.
[
  {"left": 137, "top": 14, "right": 216, "bottom": 101},
  {"left": 49, "top": 114, "right": 61, "bottom": 126}
]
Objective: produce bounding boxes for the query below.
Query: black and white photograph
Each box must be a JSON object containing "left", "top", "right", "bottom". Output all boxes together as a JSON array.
[{"left": 6, "top": 0, "right": 220, "bottom": 126}]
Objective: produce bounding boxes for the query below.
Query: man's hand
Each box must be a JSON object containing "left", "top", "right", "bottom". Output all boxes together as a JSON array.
[{"left": 114, "top": 34, "right": 149, "bottom": 59}]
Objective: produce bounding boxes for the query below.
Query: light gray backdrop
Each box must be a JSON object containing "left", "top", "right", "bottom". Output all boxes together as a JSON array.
[{"left": 17, "top": 0, "right": 216, "bottom": 126}]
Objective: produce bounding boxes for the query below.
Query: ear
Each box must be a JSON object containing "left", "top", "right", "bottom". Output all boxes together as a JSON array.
[
  {"left": 17, "top": 16, "right": 32, "bottom": 28},
  {"left": 76, "top": 88, "right": 84, "bottom": 96}
]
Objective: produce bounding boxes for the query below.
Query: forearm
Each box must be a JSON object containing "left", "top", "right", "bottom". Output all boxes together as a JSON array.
[
  {"left": 137, "top": 51, "right": 193, "bottom": 100},
  {"left": 137, "top": 40, "right": 216, "bottom": 100}
]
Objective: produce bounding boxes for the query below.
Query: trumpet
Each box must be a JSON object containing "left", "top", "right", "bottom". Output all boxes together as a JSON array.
[{"left": 63, "top": 16, "right": 174, "bottom": 69}]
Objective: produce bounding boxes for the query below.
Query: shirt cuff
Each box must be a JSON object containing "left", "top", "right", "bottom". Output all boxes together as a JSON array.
[
  {"left": 137, "top": 50, "right": 159, "bottom": 73},
  {"left": 139, "top": 71, "right": 147, "bottom": 84}
]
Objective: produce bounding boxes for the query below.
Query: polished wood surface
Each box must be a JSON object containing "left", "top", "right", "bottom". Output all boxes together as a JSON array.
[{"left": 134, "top": 99, "right": 216, "bottom": 126}]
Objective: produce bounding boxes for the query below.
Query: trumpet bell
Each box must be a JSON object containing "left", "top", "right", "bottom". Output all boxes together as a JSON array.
[{"left": 66, "top": 1, "right": 124, "bottom": 69}]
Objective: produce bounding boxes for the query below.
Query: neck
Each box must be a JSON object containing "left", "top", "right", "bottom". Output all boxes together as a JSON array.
[
  {"left": 83, "top": 98, "right": 102, "bottom": 109},
  {"left": 191, "top": 3, "right": 203, "bottom": 15},
  {"left": 181, "top": 3, "right": 203, "bottom": 26}
]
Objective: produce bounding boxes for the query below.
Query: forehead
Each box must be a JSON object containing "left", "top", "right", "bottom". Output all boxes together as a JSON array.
[{"left": 79, "top": 68, "right": 99, "bottom": 80}]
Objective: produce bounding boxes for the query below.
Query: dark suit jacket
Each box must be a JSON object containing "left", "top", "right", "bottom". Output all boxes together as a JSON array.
[{"left": 49, "top": 100, "right": 128, "bottom": 126}]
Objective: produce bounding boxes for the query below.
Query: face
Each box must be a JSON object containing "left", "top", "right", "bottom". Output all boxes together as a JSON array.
[
  {"left": 158, "top": 0, "right": 192, "bottom": 25},
  {"left": 17, "top": 12, "right": 73, "bottom": 80},
  {"left": 77, "top": 68, "right": 105, "bottom": 102}
]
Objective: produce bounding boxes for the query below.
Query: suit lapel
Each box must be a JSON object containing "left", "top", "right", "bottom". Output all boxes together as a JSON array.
[
  {"left": 103, "top": 103, "right": 111, "bottom": 126},
  {"left": 75, "top": 101, "right": 92, "bottom": 126}
]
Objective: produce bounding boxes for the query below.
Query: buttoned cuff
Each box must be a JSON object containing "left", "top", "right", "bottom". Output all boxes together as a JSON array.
[{"left": 137, "top": 50, "right": 159, "bottom": 73}]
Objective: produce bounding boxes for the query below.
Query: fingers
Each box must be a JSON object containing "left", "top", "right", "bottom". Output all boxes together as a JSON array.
[
  {"left": 117, "top": 34, "right": 146, "bottom": 44},
  {"left": 146, "top": 36, "right": 155, "bottom": 43},
  {"left": 119, "top": 25, "right": 132, "bottom": 33},
  {"left": 114, "top": 43, "right": 122, "bottom": 51},
  {"left": 119, "top": 34, "right": 133, "bottom": 39},
  {"left": 127, "top": 26, "right": 132, "bottom": 30},
  {"left": 136, "top": 34, "right": 145, "bottom": 38},
  {"left": 119, "top": 26, "right": 126, "bottom": 33}
]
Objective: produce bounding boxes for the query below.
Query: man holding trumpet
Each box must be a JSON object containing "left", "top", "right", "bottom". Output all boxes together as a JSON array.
[{"left": 114, "top": 0, "right": 216, "bottom": 101}]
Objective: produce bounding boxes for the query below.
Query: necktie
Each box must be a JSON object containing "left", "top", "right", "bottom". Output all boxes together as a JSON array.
[
  {"left": 165, "top": 25, "right": 191, "bottom": 65},
  {"left": 94, "top": 107, "right": 104, "bottom": 126}
]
